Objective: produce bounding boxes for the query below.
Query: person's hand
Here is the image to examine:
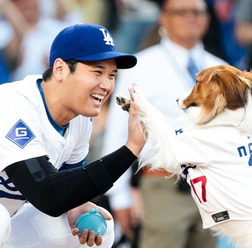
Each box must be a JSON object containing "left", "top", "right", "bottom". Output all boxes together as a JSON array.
[
  {"left": 114, "top": 207, "right": 135, "bottom": 240},
  {"left": 114, "top": 188, "right": 144, "bottom": 241},
  {"left": 0, "top": 0, "right": 7, "bottom": 8},
  {"left": 125, "top": 83, "right": 147, "bottom": 156},
  {"left": 131, "top": 187, "right": 144, "bottom": 224},
  {"left": 67, "top": 202, "right": 112, "bottom": 246},
  {"left": 115, "top": 187, "right": 144, "bottom": 239}
]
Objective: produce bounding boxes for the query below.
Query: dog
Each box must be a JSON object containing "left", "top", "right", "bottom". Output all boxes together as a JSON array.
[{"left": 117, "top": 65, "right": 252, "bottom": 248}]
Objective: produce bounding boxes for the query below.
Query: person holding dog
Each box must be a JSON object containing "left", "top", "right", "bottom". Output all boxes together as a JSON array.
[{"left": 101, "top": 0, "right": 229, "bottom": 247}]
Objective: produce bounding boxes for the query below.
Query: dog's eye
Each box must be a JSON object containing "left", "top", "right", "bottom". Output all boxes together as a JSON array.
[{"left": 189, "top": 102, "right": 197, "bottom": 107}]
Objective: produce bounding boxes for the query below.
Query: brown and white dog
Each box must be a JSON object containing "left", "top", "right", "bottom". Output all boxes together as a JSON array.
[{"left": 117, "top": 65, "right": 252, "bottom": 248}]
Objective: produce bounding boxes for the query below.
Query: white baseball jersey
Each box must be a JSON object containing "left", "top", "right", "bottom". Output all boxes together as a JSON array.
[
  {"left": 158, "top": 104, "right": 252, "bottom": 228},
  {"left": 0, "top": 75, "right": 92, "bottom": 216}
]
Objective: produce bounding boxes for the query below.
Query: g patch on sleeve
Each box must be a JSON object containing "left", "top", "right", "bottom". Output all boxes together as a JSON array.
[{"left": 6, "top": 119, "right": 35, "bottom": 148}]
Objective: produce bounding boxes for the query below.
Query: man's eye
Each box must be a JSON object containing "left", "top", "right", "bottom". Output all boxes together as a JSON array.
[
  {"left": 109, "top": 74, "right": 116, "bottom": 80},
  {"left": 94, "top": 70, "right": 102, "bottom": 74}
]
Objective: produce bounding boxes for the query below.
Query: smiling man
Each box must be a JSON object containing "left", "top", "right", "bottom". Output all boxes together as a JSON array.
[{"left": 0, "top": 24, "right": 146, "bottom": 248}]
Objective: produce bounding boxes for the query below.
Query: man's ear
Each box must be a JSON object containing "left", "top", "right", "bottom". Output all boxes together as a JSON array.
[{"left": 52, "top": 58, "right": 65, "bottom": 81}]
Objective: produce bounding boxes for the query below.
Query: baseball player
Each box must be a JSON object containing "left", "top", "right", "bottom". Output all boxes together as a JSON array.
[{"left": 0, "top": 23, "right": 146, "bottom": 248}]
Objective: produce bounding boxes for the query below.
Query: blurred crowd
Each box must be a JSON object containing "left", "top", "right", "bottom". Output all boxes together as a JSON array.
[
  {"left": 1, "top": 0, "right": 251, "bottom": 248},
  {"left": 0, "top": 0, "right": 251, "bottom": 85}
]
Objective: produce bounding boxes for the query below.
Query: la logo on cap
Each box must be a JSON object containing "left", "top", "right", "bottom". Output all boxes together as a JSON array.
[{"left": 99, "top": 28, "right": 114, "bottom": 46}]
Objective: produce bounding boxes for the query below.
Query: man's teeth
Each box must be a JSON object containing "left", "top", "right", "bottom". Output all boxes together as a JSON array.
[{"left": 91, "top": 94, "right": 104, "bottom": 103}]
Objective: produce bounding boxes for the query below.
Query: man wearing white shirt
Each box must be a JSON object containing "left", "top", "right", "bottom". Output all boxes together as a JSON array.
[{"left": 101, "top": 0, "right": 227, "bottom": 247}]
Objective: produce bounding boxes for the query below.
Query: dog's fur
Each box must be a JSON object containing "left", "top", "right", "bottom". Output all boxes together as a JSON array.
[{"left": 117, "top": 65, "right": 252, "bottom": 248}]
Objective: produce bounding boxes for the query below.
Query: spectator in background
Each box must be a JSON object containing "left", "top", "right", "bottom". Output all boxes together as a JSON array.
[
  {"left": 0, "top": 0, "right": 77, "bottom": 82},
  {"left": 0, "top": 49, "right": 10, "bottom": 84},
  {"left": 203, "top": 0, "right": 247, "bottom": 69},
  {"left": 39, "top": 0, "right": 84, "bottom": 24},
  {"left": 0, "top": 0, "right": 109, "bottom": 84},
  {"left": 0, "top": 0, "right": 28, "bottom": 84},
  {"left": 234, "top": 0, "right": 252, "bottom": 70},
  {"left": 111, "top": 0, "right": 160, "bottom": 54},
  {"left": 142, "top": 0, "right": 247, "bottom": 71},
  {"left": 39, "top": 0, "right": 109, "bottom": 26},
  {"left": 101, "top": 0, "right": 229, "bottom": 248}
]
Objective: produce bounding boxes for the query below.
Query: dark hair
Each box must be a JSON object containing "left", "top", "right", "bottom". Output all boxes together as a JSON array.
[
  {"left": 42, "top": 59, "right": 79, "bottom": 81},
  {"left": 149, "top": 0, "right": 166, "bottom": 9}
]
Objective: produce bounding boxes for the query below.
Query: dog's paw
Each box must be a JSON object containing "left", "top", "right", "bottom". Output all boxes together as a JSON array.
[
  {"left": 116, "top": 85, "right": 148, "bottom": 113},
  {"left": 116, "top": 95, "right": 131, "bottom": 112}
]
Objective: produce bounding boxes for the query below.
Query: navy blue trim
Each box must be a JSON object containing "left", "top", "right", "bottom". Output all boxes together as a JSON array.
[
  {"left": 59, "top": 158, "right": 87, "bottom": 171},
  {"left": 0, "top": 176, "right": 26, "bottom": 200}
]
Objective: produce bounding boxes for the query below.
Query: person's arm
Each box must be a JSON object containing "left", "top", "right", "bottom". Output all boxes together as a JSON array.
[
  {"left": 101, "top": 75, "right": 139, "bottom": 240},
  {"left": 5, "top": 86, "right": 145, "bottom": 217},
  {"left": 0, "top": 0, "right": 28, "bottom": 35},
  {"left": 53, "top": 0, "right": 69, "bottom": 21},
  {"left": 234, "top": 0, "right": 252, "bottom": 45},
  {"left": 5, "top": 146, "right": 136, "bottom": 217},
  {"left": 235, "top": 22, "right": 252, "bottom": 45},
  {"left": 0, "top": 0, "right": 28, "bottom": 70}
]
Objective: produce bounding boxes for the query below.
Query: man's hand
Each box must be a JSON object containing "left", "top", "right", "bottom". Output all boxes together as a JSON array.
[
  {"left": 124, "top": 84, "right": 148, "bottom": 157},
  {"left": 67, "top": 202, "right": 112, "bottom": 246}
]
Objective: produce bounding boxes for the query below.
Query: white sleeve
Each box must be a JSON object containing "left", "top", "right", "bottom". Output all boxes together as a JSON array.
[{"left": 0, "top": 93, "right": 47, "bottom": 170}]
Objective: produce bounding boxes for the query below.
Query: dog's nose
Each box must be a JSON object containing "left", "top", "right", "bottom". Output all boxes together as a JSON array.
[{"left": 176, "top": 98, "right": 182, "bottom": 108}]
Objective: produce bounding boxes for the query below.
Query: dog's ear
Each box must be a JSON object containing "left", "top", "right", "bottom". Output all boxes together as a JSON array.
[
  {"left": 198, "top": 67, "right": 244, "bottom": 124},
  {"left": 198, "top": 72, "right": 227, "bottom": 124},
  {"left": 244, "top": 71, "right": 252, "bottom": 81},
  {"left": 199, "top": 68, "right": 252, "bottom": 125},
  {"left": 242, "top": 71, "right": 252, "bottom": 94},
  {"left": 221, "top": 69, "right": 251, "bottom": 109}
]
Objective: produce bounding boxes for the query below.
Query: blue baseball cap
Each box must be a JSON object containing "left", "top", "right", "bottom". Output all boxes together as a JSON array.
[{"left": 49, "top": 24, "right": 137, "bottom": 69}]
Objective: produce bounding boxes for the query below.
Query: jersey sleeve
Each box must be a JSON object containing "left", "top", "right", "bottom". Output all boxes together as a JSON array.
[{"left": 0, "top": 92, "right": 47, "bottom": 171}]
